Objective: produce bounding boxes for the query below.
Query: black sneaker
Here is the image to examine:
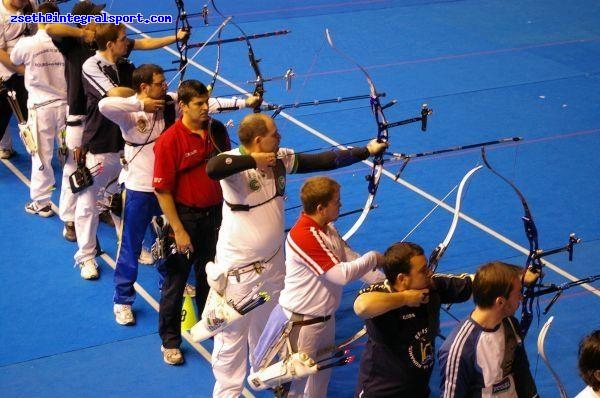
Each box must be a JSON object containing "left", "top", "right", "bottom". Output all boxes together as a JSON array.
[
  {"left": 25, "top": 201, "right": 54, "bottom": 217},
  {"left": 63, "top": 221, "right": 77, "bottom": 242}
]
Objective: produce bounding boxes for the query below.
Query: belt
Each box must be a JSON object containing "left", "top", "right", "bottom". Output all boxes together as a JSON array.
[
  {"left": 227, "top": 245, "right": 281, "bottom": 282},
  {"left": 66, "top": 119, "right": 83, "bottom": 127},
  {"left": 176, "top": 203, "right": 220, "bottom": 217},
  {"left": 125, "top": 138, "right": 157, "bottom": 147},
  {"left": 290, "top": 311, "right": 331, "bottom": 327},
  {"left": 32, "top": 98, "right": 61, "bottom": 110}
]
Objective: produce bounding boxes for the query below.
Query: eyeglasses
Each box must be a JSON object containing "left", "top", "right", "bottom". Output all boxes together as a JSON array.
[{"left": 151, "top": 81, "right": 167, "bottom": 87}]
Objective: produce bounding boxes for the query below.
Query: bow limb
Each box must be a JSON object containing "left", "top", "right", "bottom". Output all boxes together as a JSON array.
[
  {"left": 481, "top": 147, "right": 541, "bottom": 338},
  {"left": 206, "top": 25, "right": 223, "bottom": 94},
  {"left": 342, "top": 190, "right": 377, "bottom": 241},
  {"left": 174, "top": 0, "right": 191, "bottom": 84},
  {"left": 428, "top": 165, "right": 483, "bottom": 273},
  {"left": 211, "top": 0, "right": 265, "bottom": 110},
  {"left": 325, "top": 29, "right": 389, "bottom": 241},
  {"left": 537, "top": 316, "right": 568, "bottom": 398},
  {"left": 167, "top": 17, "right": 231, "bottom": 88}
]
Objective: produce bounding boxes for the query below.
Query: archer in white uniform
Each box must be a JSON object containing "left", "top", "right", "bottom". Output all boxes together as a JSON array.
[
  {"left": 205, "top": 113, "right": 388, "bottom": 397},
  {"left": 10, "top": 1, "right": 66, "bottom": 217},
  {"left": 75, "top": 23, "right": 133, "bottom": 279}
]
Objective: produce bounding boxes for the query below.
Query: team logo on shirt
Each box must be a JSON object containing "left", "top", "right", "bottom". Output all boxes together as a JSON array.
[
  {"left": 491, "top": 376, "right": 512, "bottom": 394},
  {"left": 408, "top": 328, "right": 433, "bottom": 369},
  {"left": 277, "top": 176, "right": 286, "bottom": 191},
  {"left": 135, "top": 117, "right": 148, "bottom": 133},
  {"left": 249, "top": 178, "right": 260, "bottom": 191}
]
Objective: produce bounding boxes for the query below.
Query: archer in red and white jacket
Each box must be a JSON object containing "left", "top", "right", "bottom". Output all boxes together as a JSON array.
[{"left": 277, "top": 176, "right": 384, "bottom": 398}]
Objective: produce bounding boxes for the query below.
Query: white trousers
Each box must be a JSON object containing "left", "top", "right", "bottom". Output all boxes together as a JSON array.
[
  {"left": 58, "top": 115, "right": 84, "bottom": 222},
  {"left": 212, "top": 249, "right": 285, "bottom": 398},
  {"left": 29, "top": 104, "right": 66, "bottom": 203},
  {"left": 286, "top": 316, "right": 335, "bottom": 398},
  {"left": 74, "top": 151, "right": 122, "bottom": 264}
]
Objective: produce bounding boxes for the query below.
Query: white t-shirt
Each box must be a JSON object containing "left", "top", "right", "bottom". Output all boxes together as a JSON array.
[
  {"left": 99, "top": 95, "right": 164, "bottom": 192},
  {"left": 215, "top": 147, "right": 296, "bottom": 269},
  {"left": 10, "top": 29, "right": 66, "bottom": 108}
]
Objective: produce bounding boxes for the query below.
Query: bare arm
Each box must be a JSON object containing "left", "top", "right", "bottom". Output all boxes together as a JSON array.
[
  {"left": 154, "top": 189, "right": 192, "bottom": 254},
  {"left": 0, "top": 50, "right": 22, "bottom": 73},
  {"left": 133, "top": 29, "right": 187, "bottom": 50},
  {"left": 353, "top": 289, "right": 430, "bottom": 319}
]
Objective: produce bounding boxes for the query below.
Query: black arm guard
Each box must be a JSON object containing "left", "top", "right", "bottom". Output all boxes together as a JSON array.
[
  {"left": 296, "top": 146, "right": 370, "bottom": 174},
  {"left": 206, "top": 154, "right": 257, "bottom": 180}
]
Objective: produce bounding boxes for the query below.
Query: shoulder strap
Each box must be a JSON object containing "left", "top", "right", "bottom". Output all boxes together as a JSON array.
[
  {"left": 273, "top": 158, "right": 286, "bottom": 196},
  {"left": 426, "top": 290, "right": 442, "bottom": 342},
  {"left": 163, "top": 94, "right": 176, "bottom": 131},
  {"left": 208, "top": 118, "right": 230, "bottom": 156},
  {"left": 500, "top": 317, "right": 522, "bottom": 377},
  {"left": 116, "top": 58, "right": 135, "bottom": 88}
]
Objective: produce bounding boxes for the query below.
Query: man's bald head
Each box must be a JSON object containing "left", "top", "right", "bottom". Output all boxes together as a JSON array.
[{"left": 237, "top": 113, "right": 275, "bottom": 146}]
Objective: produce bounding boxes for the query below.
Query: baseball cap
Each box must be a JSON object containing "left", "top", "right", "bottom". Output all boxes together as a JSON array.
[{"left": 72, "top": 1, "right": 106, "bottom": 16}]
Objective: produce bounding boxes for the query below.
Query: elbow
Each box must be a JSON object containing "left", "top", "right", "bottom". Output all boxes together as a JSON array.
[
  {"left": 154, "top": 188, "right": 169, "bottom": 198},
  {"left": 353, "top": 298, "right": 369, "bottom": 319},
  {"left": 45, "top": 25, "right": 57, "bottom": 37},
  {"left": 98, "top": 99, "right": 107, "bottom": 114},
  {"left": 205, "top": 159, "right": 220, "bottom": 180}
]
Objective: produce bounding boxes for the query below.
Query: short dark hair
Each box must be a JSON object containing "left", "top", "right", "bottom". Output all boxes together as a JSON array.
[
  {"left": 177, "top": 79, "right": 209, "bottom": 105},
  {"left": 71, "top": 1, "right": 105, "bottom": 16},
  {"left": 132, "top": 64, "right": 164, "bottom": 93},
  {"left": 579, "top": 330, "right": 600, "bottom": 390},
  {"left": 94, "top": 23, "right": 124, "bottom": 51},
  {"left": 472, "top": 261, "right": 522, "bottom": 308},
  {"left": 382, "top": 242, "right": 424, "bottom": 283},
  {"left": 37, "top": 2, "right": 59, "bottom": 14},
  {"left": 300, "top": 176, "right": 340, "bottom": 214}
]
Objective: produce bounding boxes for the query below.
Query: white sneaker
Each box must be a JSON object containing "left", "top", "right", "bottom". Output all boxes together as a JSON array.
[
  {"left": 138, "top": 248, "right": 155, "bottom": 265},
  {"left": 113, "top": 304, "right": 135, "bottom": 326},
  {"left": 79, "top": 259, "right": 99, "bottom": 280},
  {"left": 25, "top": 201, "right": 54, "bottom": 218},
  {"left": 161, "top": 345, "right": 184, "bottom": 365}
]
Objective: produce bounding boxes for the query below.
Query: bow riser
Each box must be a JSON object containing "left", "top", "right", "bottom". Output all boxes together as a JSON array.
[{"left": 481, "top": 147, "right": 580, "bottom": 338}]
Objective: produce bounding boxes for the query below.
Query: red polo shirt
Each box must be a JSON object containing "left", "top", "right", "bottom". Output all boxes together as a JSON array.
[{"left": 153, "top": 118, "right": 228, "bottom": 208}]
